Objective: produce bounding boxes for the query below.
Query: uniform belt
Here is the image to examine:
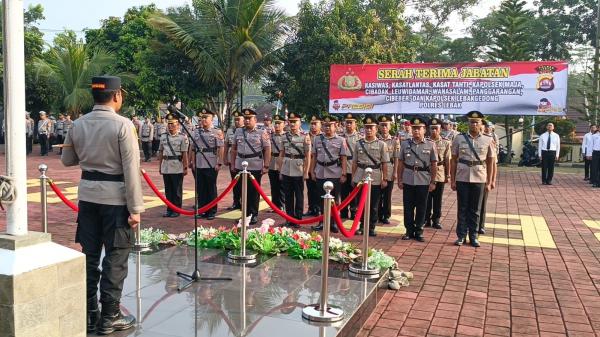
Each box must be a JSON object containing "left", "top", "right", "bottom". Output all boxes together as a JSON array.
[
  {"left": 458, "top": 159, "right": 484, "bottom": 166},
  {"left": 347, "top": 155, "right": 353, "bottom": 160},
  {"left": 81, "top": 171, "right": 124, "bottom": 182},
  {"left": 357, "top": 163, "right": 380, "bottom": 169},
  {"left": 200, "top": 147, "right": 217, "bottom": 153},
  {"left": 437, "top": 162, "right": 444, "bottom": 166},
  {"left": 285, "top": 154, "right": 305, "bottom": 159},
  {"left": 238, "top": 152, "right": 262, "bottom": 159},
  {"left": 271, "top": 151, "right": 279, "bottom": 157},
  {"left": 317, "top": 159, "right": 340, "bottom": 167},
  {"left": 164, "top": 155, "right": 182, "bottom": 160},
  {"left": 404, "top": 165, "right": 428, "bottom": 171}
]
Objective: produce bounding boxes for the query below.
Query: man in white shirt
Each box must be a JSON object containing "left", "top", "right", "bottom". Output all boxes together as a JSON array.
[
  {"left": 586, "top": 128, "right": 600, "bottom": 187},
  {"left": 538, "top": 122, "right": 560, "bottom": 185},
  {"left": 582, "top": 125, "right": 597, "bottom": 181}
]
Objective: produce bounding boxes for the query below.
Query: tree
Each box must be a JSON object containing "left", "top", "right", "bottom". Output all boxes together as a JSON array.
[
  {"left": 148, "top": 0, "right": 288, "bottom": 124},
  {"left": 486, "top": 0, "right": 534, "bottom": 62}
]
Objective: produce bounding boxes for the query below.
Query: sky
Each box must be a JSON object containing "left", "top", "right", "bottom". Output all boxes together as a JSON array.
[{"left": 23, "top": 0, "right": 498, "bottom": 43}]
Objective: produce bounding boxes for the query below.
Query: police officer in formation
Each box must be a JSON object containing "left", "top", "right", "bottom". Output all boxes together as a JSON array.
[
  {"left": 397, "top": 117, "right": 437, "bottom": 242},
  {"left": 425, "top": 117, "right": 450, "bottom": 230},
  {"left": 305, "top": 115, "right": 322, "bottom": 216},
  {"left": 268, "top": 114, "right": 285, "bottom": 211},
  {"left": 61, "top": 76, "right": 142, "bottom": 334},
  {"left": 377, "top": 115, "right": 398, "bottom": 224},
  {"left": 352, "top": 116, "right": 389, "bottom": 236},
  {"left": 586, "top": 125, "right": 600, "bottom": 187},
  {"left": 451, "top": 111, "right": 496, "bottom": 247},
  {"left": 153, "top": 115, "right": 167, "bottom": 157},
  {"left": 38, "top": 111, "right": 51, "bottom": 156},
  {"left": 583, "top": 125, "right": 597, "bottom": 181},
  {"left": 397, "top": 119, "right": 412, "bottom": 142},
  {"left": 191, "top": 109, "right": 224, "bottom": 220},
  {"left": 310, "top": 115, "right": 348, "bottom": 233},
  {"left": 25, "top": 112, "right": 34, "bottom": 155},
  {"left": 441, "top": 119, "right": 458, "bottom": 141},
  {"left": 341, "top": 113, "right": 361, "bottom": 219},
  {"left": 230, "top": 108, "right": 271, "bottom": 225},
  {"left": 158, "top": 113, "right": 189, "bottom": 218},
  {"left": 140, "top": 116, "right": 154, "bottom": 162},
  {"left": 55, "top": 113, "right": 66, "bottom": 152},
  {"left": 226, "top": 111, "right": 244, "bottom": 210},
  {"left": 279, "top": 112, "right": 311, "bottom": 227},
  {"left": 478, "top": 121, "right": 498, "bottom": 234}
]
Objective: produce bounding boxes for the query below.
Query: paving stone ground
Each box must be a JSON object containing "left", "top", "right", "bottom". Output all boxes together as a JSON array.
[{"left": 2, "top": 146, "right": 600, "bottom": 337}]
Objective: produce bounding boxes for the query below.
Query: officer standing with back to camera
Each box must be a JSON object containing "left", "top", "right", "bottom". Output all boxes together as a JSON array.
[
  {"left": 191, "top": 108, "right": 224, "bottom": 220},
  {"left": 305, "top": 115, "right": 322, "bottom": 216},
  {"left": 352, "top": 116, "right": 388, "bottom": 237},
  {"left": 450, "top": 111, "right": 496, "bottom": 247},
  {"left": 425, "top": 117, "right": 451, "bottom": 230},
  {"left": 226, "top": 111, "right": 244, "bottom": 210},
  {"left": 158, "top": 113, "right": 189, "bottom": 218},
  {"left": 397, "top": 117, "right": 438, "bottom": 242},
  {"left": 231, "top": 108, "right": 271, "bottom": 225},
  {"left": 310, "top": 115, "right": 348, "bottom": 233},
  {"left": 377, "top": 115, "right": 398, "bottom": 225},
  {"left": 61, "top": 76, "right": 143, "bottom": 334},
  {"left": 268, "top": 114, "right": 285, "bottom": 211},
  {"left": 278, "top": 112, "right": 311, "bottom": 228}
]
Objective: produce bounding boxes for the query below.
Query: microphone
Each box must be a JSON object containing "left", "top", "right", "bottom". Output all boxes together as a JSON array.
[{"left": 167, "top": 103, "right": 186, "bottom": 120}]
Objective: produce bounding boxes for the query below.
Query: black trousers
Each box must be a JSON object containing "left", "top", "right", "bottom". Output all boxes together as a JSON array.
[
  {"left": 541, "top": 150, "right": 556, "bottom": 183},
  {"left": 585, "top": 157, "right": 592, "bottom": 179},
  {"left": 378, "top": 180, "right": 393, "bottom": 221},
  {"left": 425, "top": 182, "right": 445, "bottom": 225},
  {"left": 142, "top": 141, "right": 152, "bottom": 161},
  {"left": 26, "top": 135, "right": 33, "bottom": 154},
  {"left": 361, "top": 184, "right": 382, "bottom": 230},
  {"left": 456, "top": 182, "right": 485, "bottom": 238},
  {"left": 152, "top": 139, "right": 160, "bottom": 155},
  {"left": 235, "top": 169, "right": 262, "bottom": 217},
  {"left": 231, "top": 169, "right": 241, "bottom": 207},
  {"left": 268, "top": 169, "right": 284, "bottom": 209},
  {"left": 282, "top": 175, "right": 304, "bottom": 220},
  {"left": 478, "top": 188, "right": 489, "bottom": 231},
  {"left": 403, "top": 184, "right": 429, "bottom": 236},
  {"left": 39, "top": 134, "right": 48, "bottom": 155},
  {"left": 592, "top": 151, "right": 600, "bottom": 185},
  {"left": 48, "top": 134, "right": 54, "bottom": 152},
  {"left": 340, "top": 174, "right": 356, "bottom": 217},
  {"left": 163, "top": 173, "right": 183, "bottom": 213},
  {"left": 316, "top": 178, "right": 341, "bottom": 214},
  {"left": 76, "top": 201, "right": 133, "bottom": 304},
  {"left": 306, "top": 175, "right": 319, "bottom": 213},
  {"left": 196, "top": 168, "right": 218, "bottom": 215}
]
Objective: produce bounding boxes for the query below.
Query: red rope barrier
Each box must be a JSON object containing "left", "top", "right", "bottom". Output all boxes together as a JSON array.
[
  {"left": 331, "top": 183, "right": 368, "bottom": 238},
  {"left": 141, "top": 169, "right": 239, "bottom": 216},
  {"left": 48, "top": 180, "right": 79, "bottom": 212},
  {"left": 338, "top": 182, "right": 362, "bottom": 210}
]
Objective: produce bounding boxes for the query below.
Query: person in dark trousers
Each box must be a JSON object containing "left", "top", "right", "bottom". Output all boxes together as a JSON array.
[
  {"left": 586, "top": 128, "right": 600, "bottom": 187},
  {"left": 538, "top": 122, "right": 560, "bottom": 185},
  {"left": 37, "top": 111, "right": 51, "bottom": 156},
  {"left": 340, "top": 114, "right": 361, "bottom": 218},
  {"left": 377, "top": 115, "right": 398, "bottom": 224},
  {"left": 158, "top": 113, "right": 189, "bottom": 217},
  {"left": 140, "top": 116, "right": 154, "bottom": 162},
  {"left": 305, "top": 115, "right": 322, "bottom": 216},
  {"left": 425, "top": 117, "right": 450, "bottom": 230},
  {"left": 268, "top": 114, "right": 285, "bottom": 211},
  {"left": 61, "top": 76, "right": 143, "bottom": 334},
  {"left": 583, "top": 125, "right": 597, "bottom": 181},
  {"left": 226, "top": 111, "right": 244, "bottom": 210}
]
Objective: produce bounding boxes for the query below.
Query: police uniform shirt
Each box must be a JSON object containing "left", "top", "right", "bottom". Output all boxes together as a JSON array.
[
  {"left": 61, "top": 105, "right": 145, "bottom": 214},
  {"left": 380, "top": 135, "right": 399, "bottom": 181},
  {"left": 432, "top": 137, "right": 451, "bottom": 182},
  {"left": 154, "top": 122, "right": 167, "bottom": 139},
  {"left": 38, "top": 118, "right": 51, "bottom": 135},
  {"left": 352, "top": 139, "right": 389, "bottom": 185},
  {"left": 343, "top": 131, "right": 361, "bottom": 174},
  {"left": 270, "top": 132, "right": 284, "bottom": 171},
  {"left": 397, "top": 130, "right": 411, "bottom": 142},
  {"left": 26, "top": 118, "right": 33, "bottom": 136},
  {"left": 160, "top": 132, "right": 189, "bottom": 173},
  {"left": 55, "top": 118, "right": 65, "bottom": 134},
  {"left": 140, "top": 121, "right": 154, "bottom": 141},
  {"left": 398, "top": 139, "right": 438, "bottom": 185},
  {"left": 441, "top": 129, "right": 457, "bottom": 142},
  {"left": 62, "top": 119, "right": 72, "bottom": 137},
  {"left": 281, "top": 131, "right": 311, "bottom": 177},
  {"left": 313, "top": 134, "right": 348, "bottom": 179},
  {"left": 194, "top": 127, "right": 224, "bottom": 168},
  {"left": 234, "top": 127, "right": 270, "bottom": 171},
  {"left": 452, "top": 133, "right": 496, "bottom": 183}
]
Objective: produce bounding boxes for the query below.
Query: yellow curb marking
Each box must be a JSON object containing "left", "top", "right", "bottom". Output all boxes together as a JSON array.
[
  {"left": 583, "top": 220, "right": 600, "bottom": 230},
  {"left": 479, "top": 214, "right": 556, "bottom": 248}
]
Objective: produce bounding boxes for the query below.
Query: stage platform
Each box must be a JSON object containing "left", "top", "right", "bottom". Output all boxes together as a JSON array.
[{"left": 96, "top": 246, "right": 388, "bottom": 337}]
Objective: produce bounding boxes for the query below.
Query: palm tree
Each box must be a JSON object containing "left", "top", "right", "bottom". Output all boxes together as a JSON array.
[
  {"left": 33, "top": 41, "right": 116, "bottom": 115},
  {"left": 149, "top": 0, "right": 288, "bottom": 123}
]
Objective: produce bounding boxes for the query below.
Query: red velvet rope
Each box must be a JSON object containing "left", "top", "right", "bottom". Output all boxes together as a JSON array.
[
  {"left": 48, "top": 180, "right": 79, "bottom": 212},
  {"left": 331, "top": 183, "right": 368, "bottom": 238},
  {"left": 141, "top": 169, "right": 239, "bottom": 216},
  {"left": 338, "top": 181, "right": 362, "bottom": 210}
]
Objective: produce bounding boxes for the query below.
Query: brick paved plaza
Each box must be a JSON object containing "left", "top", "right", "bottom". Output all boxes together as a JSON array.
[{"left": 2, "top": 149, "right": 600, "bottom": 337}]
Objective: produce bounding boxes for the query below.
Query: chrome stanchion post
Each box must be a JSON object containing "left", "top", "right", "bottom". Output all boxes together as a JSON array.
[
  {"left": 38, "top": 164, "right": 48, "bottom": 233},
  {"left": 135, "top": 250, "right": 142, "bottom": 331},
  {"left": 303, "top": 181, "right": 344, "bottom": 322},
  {"left": 134, "top": 221, "right": 149, "bottom": 251},
  {"left": 349, "top": 168, "right": 379, "bottom": 278},
  {"left": 228, "top": 161, "right": 257, "bottom": 263}
]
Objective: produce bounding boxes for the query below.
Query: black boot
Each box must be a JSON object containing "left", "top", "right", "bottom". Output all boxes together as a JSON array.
[
  {"left": 97, "top": 301, "right": 136, "bottom": 335},
  {"left": 469, "top": 233, "right": 480, "bottom": 247},
  {"left": 87, "top": 297, "right": 100, "bottom": 333},
  {"left": 330, "top": 222, "right": 339, "bottom": 234},
  {"left": 312, "top": 222, "right": 324, "bottom": 231},
  {"left": 368, "top": 223, "right": 377, "bottom": 237}
]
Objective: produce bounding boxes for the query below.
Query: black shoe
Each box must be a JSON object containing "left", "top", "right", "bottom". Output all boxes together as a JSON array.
[
  {"left": 478, "top": 228, "right": 486, "bottom": 234},
  {"left": 381, "top": 218, "right": 390, "bottom": 224},
  {"left": 454, "top": 237, "right": 465, "bottom": 246},
  {"left": 331, "top": 224, "right": 339, "bottom": 233},
  {"left": 432, "top": 223, "right": 442, "bottom": 229},
  {"left": 547, "top": 181, "right": 553, "bottom": 185},
  {"left": 87, "top": 297, "right": 100, "bottom": 333},
  {"left": 162, "top": 211, "right": 171, "bottom": 217},
  {"left": 401, "top": 234, "right": 413, "bottom": 240},
  {"left": 424, "top": 221, "right": 432, "bottom": 227},
  {"left": 414, "top": 235, "right": 425, "bottom": 242},
  {"left": 356, "top": 228, "right": 363, "bottom": 235},
  {"left": 312, "top": 223, "right": 324, "bottom": 231},
  {"left": 369, "top": 229, "right": 376, "bottom": 237},
  {"left": 303, "top": 211, "right": 316, "bottom": 217},
  {"left": 227, "top": 204, "right": 241, "bottom": 210},
  {"left": 542, "top": 181, "right": 547, "bottom": 185},
  {"left": 470, "top": 237, "right": 480, "bottom": 247},
  {"left": 585, "top": 177, "right": 590, "bottom": 181},
  {"left": 250, "top": 215, "right": 258, "bottom": 225},
  {"left": 206, "top": 214, "right": 215, "bottom": 220},
  {"left": 97, "top": 301, "right": 135, "bottom": 335},
  {"left": 169, "top": 212, "right": 180, "bottom": 218},
  {"left": 194, "top": 214, "right": 204, "bottom": 219}
]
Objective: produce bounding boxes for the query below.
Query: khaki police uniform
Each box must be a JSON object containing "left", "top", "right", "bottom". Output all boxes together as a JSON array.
[
  {"left": 425, "top": 134, "right": 450, "bottom": 229},
  {"left": 451, "top": 112, "right": 496, "bottom": 246},
  {"left": 61, "top": 86, "right": 144, "bottom": 323},
  {"left": 153, "top": 120, "right": 167, "bottom": 156},
  {"left": 306, "top": 127, "right": 322, "bottom": 216},
  {"left": 55, "top": 117, "right": 65, "bottom": 149},
  {"left": 38, "top": 116, "right": 51, "bottom": 156},
  {"left": 140, "top": 120, "right": 154, "bottom": 161},
  {"left": 280, "top": 124, "right": 311, "bottom": 223},
  {"left": 378, "top": 132, "right": 399, "bottom": 223},
  {"left": 225, "top": 124, "right": 241, "bottom": 209},
  {"left": 159, "top": 127, "right": 189, "bottom": 217},
  {"left": 268, "top": 124, "right": 285, "bottom": 210},
  {"left": 193, "top": 124, "right": 224, "bottom": 218},
  {"left": 26, "top": 115, "right": 34, "bottom": 155},
  {"left": 341, "top": 121, "right": 362, "bottom": 218}
]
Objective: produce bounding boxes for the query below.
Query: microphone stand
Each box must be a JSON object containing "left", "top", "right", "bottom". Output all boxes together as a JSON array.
[{"left": 169, "top": 106, "right": 232, "bottom": 291}]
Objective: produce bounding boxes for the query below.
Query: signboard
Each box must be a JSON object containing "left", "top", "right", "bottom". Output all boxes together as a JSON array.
[{"left": 329, "top": 61, "right": 568, "bottom": 116}]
